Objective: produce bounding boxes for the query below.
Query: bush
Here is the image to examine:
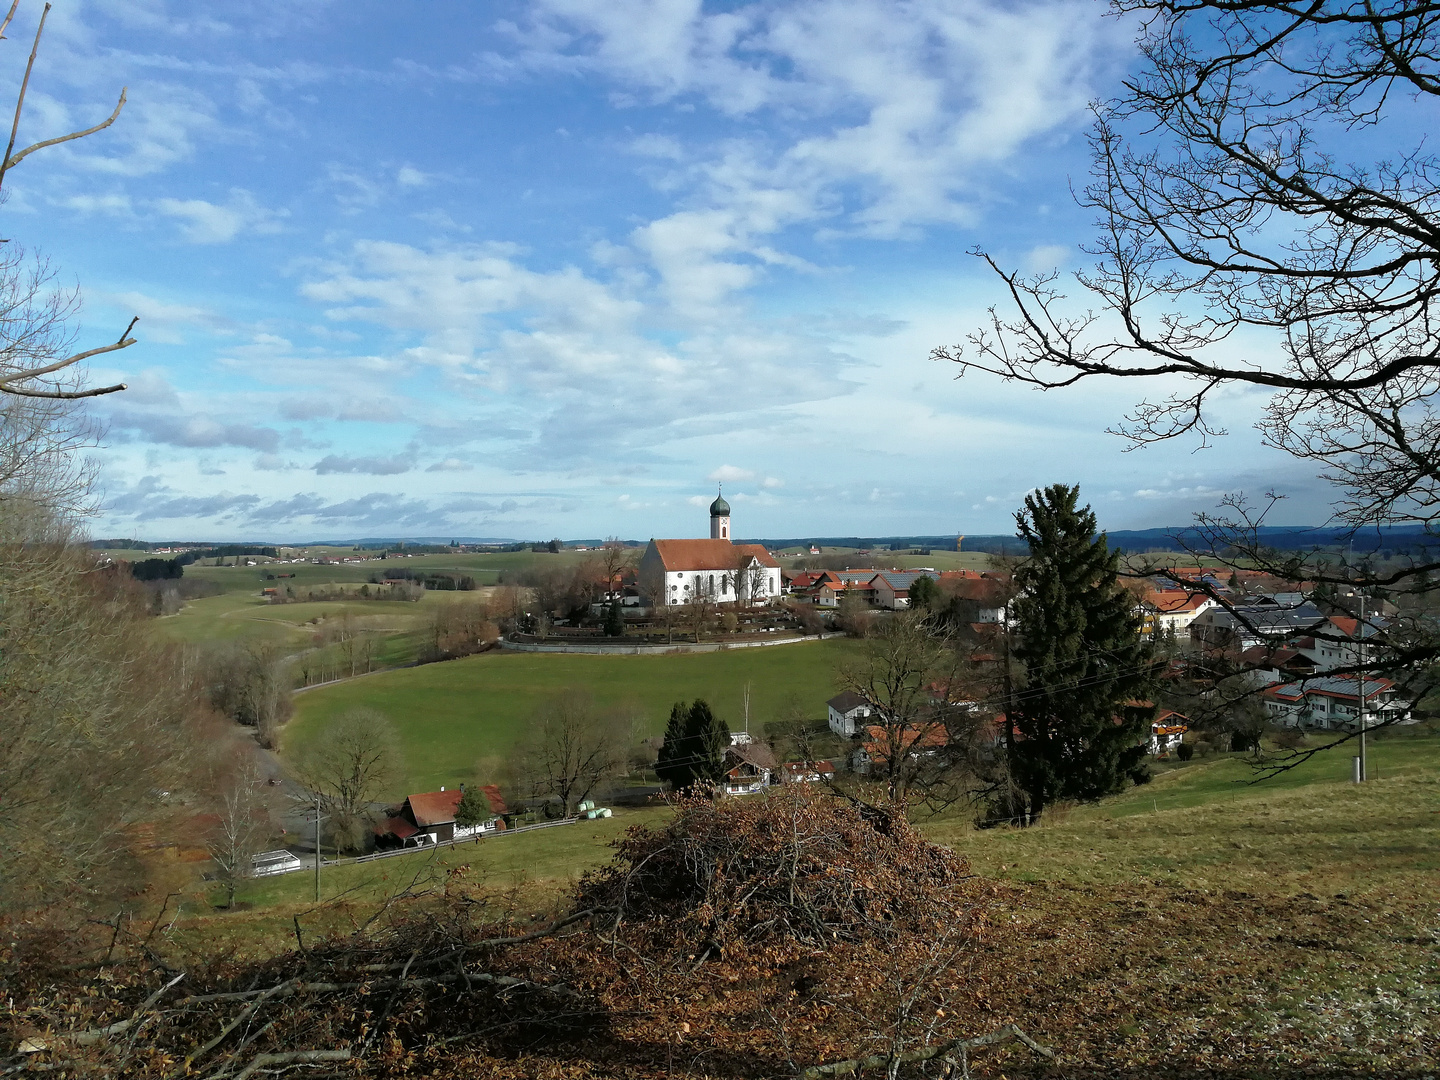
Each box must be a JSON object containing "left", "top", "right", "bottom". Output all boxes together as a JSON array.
[
  {"left": 1176, "top": 742, "right": 1194, "bottom": 762},
  {"left": 1273, "top": 726, "right": 1308, "bottom": 750}
]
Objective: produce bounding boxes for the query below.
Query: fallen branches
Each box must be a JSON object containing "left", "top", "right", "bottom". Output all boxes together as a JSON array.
[
  {"left": 800, "top": 1023, "right": 1054, "bottom": 1079},
  {"left": 232, "top": 1049, "right": 351, "bottom": 1080}
]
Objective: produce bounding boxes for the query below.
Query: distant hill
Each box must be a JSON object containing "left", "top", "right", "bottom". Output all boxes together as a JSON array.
[{"left": 91, "top": 525, "right": 1438, "bottom": 556}]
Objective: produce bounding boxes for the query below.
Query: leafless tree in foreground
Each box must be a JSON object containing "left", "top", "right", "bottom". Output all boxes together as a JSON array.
[
  {"left": 933, "top": 0, "right": 1440, "bottom": 756},
  {"left": 0, "top": 1, "right": 136, "bottom": 402}
]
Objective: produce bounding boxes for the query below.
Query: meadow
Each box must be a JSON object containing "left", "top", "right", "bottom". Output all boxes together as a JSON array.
[
  {"left": 182, "top": 731, "right": 1438, "bottom": 974},
  {"left": 144, "top": 549, "right": 590, "bottom": 651},
  {"left": 282, "top": 637, "right": 860, "bottom": 796}
]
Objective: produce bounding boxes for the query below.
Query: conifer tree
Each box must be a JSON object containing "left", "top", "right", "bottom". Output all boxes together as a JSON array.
[
  {"left": 1008, "top": 484, "right": 1158, "bottom": 822},
  {"left": 654, "top": 702, "right": 690, "bottom": 790},
  {"left": 605, "top": 598, "right": 625, "bottom": 637},
  {"left": 654, "top": 699, "right": 731, "bottom": 790}
]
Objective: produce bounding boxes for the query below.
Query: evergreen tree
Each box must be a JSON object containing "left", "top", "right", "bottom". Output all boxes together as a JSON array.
[
  {"left": 654, "top": 700, "right": 731, "bottom": 790},
  {"left": 605, "top": 599, "right": 625, "bottom": 637},
  {"left": 907, "top": 574, "right": 940, "bottom": 611},
  {"left": 686, "top": 700, "right": 731, "bottom": 786},
  {"left": 654, "top": 703, "right": 691, "bottom": 790},
  {"left": 1008, "top": 484, "right": 1159, "bottom": 822},
  {"left": 454, "top": 786, "right": 489, "bottom": 829}
]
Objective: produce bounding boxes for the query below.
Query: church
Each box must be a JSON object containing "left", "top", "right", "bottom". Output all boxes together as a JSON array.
[{"left": 638, "top": 489, "right": 783, "bottom": 607}]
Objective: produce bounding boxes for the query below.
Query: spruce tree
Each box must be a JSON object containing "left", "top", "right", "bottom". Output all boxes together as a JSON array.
[
  {"left": 654, "top": 700, "right": 731, "bottom": 790},
  {"left": 685, "top": 700, "right": 731, "bottom": 786},
  {"left": 605, "top": 599, "right": 625, "bottom": 637},
  {"left": 1008, "top": 484, "right": 1158, "bottom": 822},
  {"left": 655, "top": 702, "right": 691, "bottom": 790}
]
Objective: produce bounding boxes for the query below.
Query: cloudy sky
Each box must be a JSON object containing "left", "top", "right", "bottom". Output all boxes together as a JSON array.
[{"left": 9, "top": 0, "right": 1330, "bottom": 542}]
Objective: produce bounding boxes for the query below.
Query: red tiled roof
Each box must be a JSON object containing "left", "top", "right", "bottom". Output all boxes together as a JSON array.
[
  {"left": 405, "top": 789, "right": 463, "bottom": 827},
  {"left": 862, "top": 724, "right": 948, "bottom": 761},
  {"left": 480, "top": 784, "right": 508, "bottom": 815},
  {"left": 375, "top": 815, "right": 419, "bottom": 840},
  {"left": 1144, "top": 589, "right": 1212, "bottom": 614},
  {"left": 650, "top": 538, "right": 779, "bottom": 571}
]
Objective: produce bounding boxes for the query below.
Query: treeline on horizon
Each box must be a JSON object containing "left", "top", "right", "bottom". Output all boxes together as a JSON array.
[{"left": 93, "top": 524, "right": 1440, "bottom": 561}]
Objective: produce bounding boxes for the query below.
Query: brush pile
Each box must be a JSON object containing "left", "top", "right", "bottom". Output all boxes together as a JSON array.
[{"left": 2, "top": 789, "right": 1009, "bottom": 1078}]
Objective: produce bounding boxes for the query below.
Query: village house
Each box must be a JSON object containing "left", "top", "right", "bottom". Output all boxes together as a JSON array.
[
  {"left": 827, "top": 690, "right": 873, "bottom": 737},
  {"left": 375, "top": 784, "right": 506, "bottom": 848},
  {"left": 937, "top": 573, "right": 1010, "bottom": 623},
  {"left": 1262, "top": 676, "right": 1411, "bottom": 730},
  {"left": 872, "top": 571, "right": 936, "bottom": 610},
  {"left": 851, "top": 724, "right": 948, "bottom": 776},
  {"left": 778, "top": 760, "right": 837, "bottom": 783},
  {"left": 1136, "top": 589, "right": 1216, "bottom": 638},
  {"left": 1148, "top": 710, "right": 1189, "bottom": 755},
  {"left": 637, "top": 490, "right": 783, "bottom": 607},
  {"left": 720, "top": 740, "right": 778, "bottom": 795}
]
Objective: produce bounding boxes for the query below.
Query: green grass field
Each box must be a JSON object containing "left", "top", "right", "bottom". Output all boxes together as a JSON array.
[
  {"left": 283, "top": 638, "right": 860, "bottom": 797},
  {"left": 176, "top": 550, "right": 592, "bottom": 597},
  {"left": 180, "top": 732, "right": 1439, "bottom": 969}
]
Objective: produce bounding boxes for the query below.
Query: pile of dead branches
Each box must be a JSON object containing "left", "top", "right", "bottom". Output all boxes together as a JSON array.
[
  {"left": 1, "top": 793, "right": 1034, "bottom": 1078},
  {"left": 576, "top": 789, "right": 972, "bottom": 960},
  {"left": 0, "top": 874, "right": 607, "bottom": 1078}
]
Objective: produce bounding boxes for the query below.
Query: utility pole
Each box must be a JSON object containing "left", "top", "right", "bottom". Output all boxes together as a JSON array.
[
  {"left": 1357, "top": 593, "right": 1368, "bottom": 782},
  {"left": 314, "top": 793, "right": 321, "bottom": 902}
]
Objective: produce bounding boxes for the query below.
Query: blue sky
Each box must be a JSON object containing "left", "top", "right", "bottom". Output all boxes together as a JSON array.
[{"left": 10, "top": 0, "right": 1330, "bottom": 542}]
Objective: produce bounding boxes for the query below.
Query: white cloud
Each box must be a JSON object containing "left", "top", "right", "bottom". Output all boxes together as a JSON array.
[
  {"left": 708, "top": 464, "right": 754, "bottom": 483},
  {"left": 296, "top": 240, "right": 851, "bottom": 467},
  {"left": 505, "top": 0, "right": 1120, "bottom": 258},
  {"left": 154, "top": 188, "right": 287, "bottom": 243},
  {"left": 762, "top": 476, "right": 783, "bottom": 489},
  {"left": 397, "top": 164, "right": 429, "bottom": 187},
  {"left": 63, "top": 192, "right": 134, "bottom": 215},
  {"left": 1025, "top": 243, "right": 1071, "bottom": 272}
]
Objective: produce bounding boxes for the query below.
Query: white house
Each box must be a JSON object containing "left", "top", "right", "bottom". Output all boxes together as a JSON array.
[
  {"left": 1262, "top": 675, "right": 1411, "bottom": 729},
  {"left": 1148, "top": 710, "right": 1188, "bottom": 756},
  {"left": 637, "top": 490, "right": 783, "bottom": 606},
  {"left": 827, "top": 690, "right": 873, "bottom": 737}
]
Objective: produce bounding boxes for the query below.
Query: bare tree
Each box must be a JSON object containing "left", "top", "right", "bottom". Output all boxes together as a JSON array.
[
  {"left": 0, "top": 2, "right": 135, "bottom": 402},
  {"left": 838, "top": 613, "right": 966, "bottom": 800},
  {"left": 208, "top": 764, "right": 270, "bottom": 909},
  {"left": 515, "top": 690, "right": 631, "bottom": 815},
  {"left": 933, "top": 0, "right": 1440, "bottom": 756},
  {"left": 0, "top": 514, "right": 213, "bottom": 914},
  {"left": 597, "top": 537, "right": 635, "bottom": 602},
  {"left": 293, "top": 708, "right": 399, "bottom": 853},
  {"left": 642, "top": 576, "right": 681, "bottom": 643}
]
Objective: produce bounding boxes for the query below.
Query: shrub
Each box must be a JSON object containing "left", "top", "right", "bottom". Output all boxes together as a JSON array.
[{"left": 1176, "top": 742, "right": 1194, "bottom": 762}]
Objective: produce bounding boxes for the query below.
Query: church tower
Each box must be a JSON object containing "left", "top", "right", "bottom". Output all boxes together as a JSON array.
[{"left": 709, "top": 485, "right": 731, "bottom": 540}]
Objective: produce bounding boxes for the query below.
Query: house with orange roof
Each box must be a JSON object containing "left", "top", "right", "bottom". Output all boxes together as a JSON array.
[
  {"left": 1136, "top": 589, "right": 1215, "bottom": 638},
  {"left": 851, "top": 724, "right": 949, "bottom": 775}
]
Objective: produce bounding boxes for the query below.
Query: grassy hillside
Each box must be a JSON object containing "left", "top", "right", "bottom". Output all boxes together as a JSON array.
[
  {"left": 928, "top": 730, "right": 1439, "bottom": 892},
  {"left": 282, "top": 638, "right": 860, "bottom": 797},
  {"left": 180, "top": 732, "right": 1438, "bottom": 977}
]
